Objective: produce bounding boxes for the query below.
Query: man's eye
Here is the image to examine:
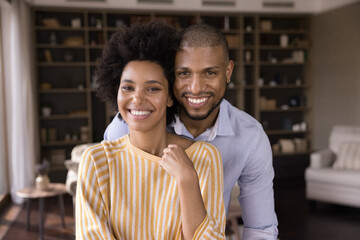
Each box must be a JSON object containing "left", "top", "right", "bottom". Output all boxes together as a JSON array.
[
  {"left": 178, "top": 71, "right": 189, "bottom": 76},
  {"left": 207, "top": 71, "right": 216, "bottom": 76},
  {"left": 121, "top": 86, "right": 134, "bottom": 91}
]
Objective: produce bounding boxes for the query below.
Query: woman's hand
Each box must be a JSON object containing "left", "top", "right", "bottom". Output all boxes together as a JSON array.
[
  {"left": 160, "top": 144, "right": 207, "bottom": 240},
  {"left": 160, "top": 144, "right": 196, "bottom": 182}
]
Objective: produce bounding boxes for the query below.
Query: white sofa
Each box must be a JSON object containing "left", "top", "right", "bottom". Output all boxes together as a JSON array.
[{"left": 305, "top": 125, "right": 360, "bottom": 208}]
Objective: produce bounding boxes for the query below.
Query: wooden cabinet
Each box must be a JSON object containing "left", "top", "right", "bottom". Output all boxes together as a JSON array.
[
  {"left": 35, "top": 10, "right": 102, "bottom": 181},
  {"left": 257, "top": 16, "right": 311, "bottom": 157},
  {"left": 33, "top": 9, "right": 311, "bottom": 181}
]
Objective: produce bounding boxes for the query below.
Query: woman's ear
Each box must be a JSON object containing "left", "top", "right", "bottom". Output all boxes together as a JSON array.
[{"left": 167, "top": 97, "right": 174, "bottom": 107}]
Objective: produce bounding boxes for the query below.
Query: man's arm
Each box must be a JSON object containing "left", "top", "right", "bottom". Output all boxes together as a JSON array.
[
  {"left": 242, "top": 226, "right": 278, "bottom": 239},
  {"left": 103, "top": 113, "right": 129, "bottom": 140},
  {"left": 239, "top": 126, "right": 278, "bottom": 240}
]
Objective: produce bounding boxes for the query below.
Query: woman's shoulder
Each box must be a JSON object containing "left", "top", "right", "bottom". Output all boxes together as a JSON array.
[
  {"left": 83, "top": 135, "right": 129, "bottom": 160},
  {"left": 101, "top": 135, "right": 129, "bottom": 150},
  {"left": 193, "top": 141, "right": 221, "bottom": 156}
]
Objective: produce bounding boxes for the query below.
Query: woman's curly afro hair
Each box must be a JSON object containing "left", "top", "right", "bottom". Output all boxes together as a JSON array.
[{"left": 96, "top": 21, "right": 181, "bottom": 125}]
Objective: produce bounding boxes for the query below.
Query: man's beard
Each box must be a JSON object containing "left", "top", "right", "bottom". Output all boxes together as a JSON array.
[{"left": 180, "top": 97, "right": 224, "bottom": 121}]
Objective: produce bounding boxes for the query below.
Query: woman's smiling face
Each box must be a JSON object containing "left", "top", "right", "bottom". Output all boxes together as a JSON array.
[{"left": 117, "top": 60, "right": 173, "bottom": 133}]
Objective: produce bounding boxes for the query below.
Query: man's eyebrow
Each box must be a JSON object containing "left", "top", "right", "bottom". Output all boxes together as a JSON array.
[
  {"left": 175, "top": 67, "right": 190, "bottom": 70},
  {"left": 175, "top": 66, "right": 220, "bottom": 70},
  {"left": 204, "top": 66, "right": 220, "bottom": 70}
]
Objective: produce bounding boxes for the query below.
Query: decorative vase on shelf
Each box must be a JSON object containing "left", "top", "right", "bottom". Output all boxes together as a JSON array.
[
  {"left": 36, "top": 174, "right": 50, "bottom": 191},
  {"left": 280, "top": 34, "right": 289, "bottom": 48},
  {"left": 42, "top": 106, "right": 52, "bottom": 116},
  {"left": 49, "top": 32, "right": 57, "bottom": 45},
  {"left": 63, "top": 51, "right": 74, "bottom": 62},
  {"left": 245, "top": 51, "right": 252, "bottom": 62},
  {"left": 35, "top": 160, "right": 50, "bottom": 191}
]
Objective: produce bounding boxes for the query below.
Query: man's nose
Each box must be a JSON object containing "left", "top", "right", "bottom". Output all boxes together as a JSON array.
[{"left": 189, "top": 75, "right": 205, "bottom": 94}]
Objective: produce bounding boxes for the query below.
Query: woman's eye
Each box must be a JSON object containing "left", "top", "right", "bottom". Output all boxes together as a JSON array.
[
  {"left": 121, "top": 86, "right": 134, "bottom": 91},
  {"left": 148, "top": 87, "right": 160, "bottom": 92}
]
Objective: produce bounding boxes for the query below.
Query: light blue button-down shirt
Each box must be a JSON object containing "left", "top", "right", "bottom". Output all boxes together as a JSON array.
[{"left": 104, "top": 99, "right": 278, "bottom": 239}]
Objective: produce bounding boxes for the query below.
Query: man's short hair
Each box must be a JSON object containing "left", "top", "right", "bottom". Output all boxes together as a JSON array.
[{"left": 180, "top": 23, "right": 229, "bottom": 61}]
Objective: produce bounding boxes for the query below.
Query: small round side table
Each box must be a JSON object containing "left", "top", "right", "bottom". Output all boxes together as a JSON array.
[{"left": 16, "top": 183, "right": 67, "bottom": 240}]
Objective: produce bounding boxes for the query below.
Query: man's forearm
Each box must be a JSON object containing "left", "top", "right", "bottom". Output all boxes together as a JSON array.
[{"left": 242, "top": 225, "right": 278, "bottom": 240}]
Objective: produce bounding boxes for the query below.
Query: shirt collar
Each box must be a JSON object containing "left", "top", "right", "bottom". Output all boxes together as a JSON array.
[{"left": 170, "top": 99, "right": 235, "bottom": 141}]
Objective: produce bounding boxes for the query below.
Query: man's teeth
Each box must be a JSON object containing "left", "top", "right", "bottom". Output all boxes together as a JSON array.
[
  {"left": 131, "top": 110, "right": 150, "bottom": 116},
  {"left": 188, "top": 98, "right": 207, "bottom": 104}
]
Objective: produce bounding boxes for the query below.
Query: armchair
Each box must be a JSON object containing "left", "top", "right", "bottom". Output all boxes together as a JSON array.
[
  {"left": 64, "top": 142, "right": 99, "bottom": 208},
  {"left": 305, "top": 125, "right": 360, "bottom": 208}
]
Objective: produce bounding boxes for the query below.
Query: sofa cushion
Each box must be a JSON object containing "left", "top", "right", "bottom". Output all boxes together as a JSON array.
[
  {"left": 332, "top": 141, "right": 360, "bottom": 170},
  {"left": 329, "top": 126, "right": 360, "bottom": 154},
  {"left": 306, "top": 167, "right": 360, "bottom": 187}
]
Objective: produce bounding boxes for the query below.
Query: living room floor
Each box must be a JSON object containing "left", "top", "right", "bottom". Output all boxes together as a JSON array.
[
  {"left": 1, "top": 182, "right": 360, "bottom": 240},
  {"left": 273, "top": 182, "right": 360, "bottom": 240}
]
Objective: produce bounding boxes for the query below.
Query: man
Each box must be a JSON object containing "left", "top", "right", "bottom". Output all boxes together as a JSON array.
[{"left": 104, "top": 23, "right": 278, "bottom": 239}]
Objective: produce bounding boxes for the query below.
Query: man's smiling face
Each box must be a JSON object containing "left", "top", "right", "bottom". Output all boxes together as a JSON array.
[{"left": 174, "top": 45, "right": 233, "bottom": 121}]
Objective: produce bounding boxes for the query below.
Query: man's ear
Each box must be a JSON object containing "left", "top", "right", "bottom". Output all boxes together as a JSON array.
[
  {"left": 167, "top": 97, "right": 174, "bottom": 107},
  {"left": 226, "top": 60, "right": 235, "bottom": 81}
]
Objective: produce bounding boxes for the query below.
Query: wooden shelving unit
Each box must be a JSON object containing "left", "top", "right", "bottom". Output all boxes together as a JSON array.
[{"left": 33, "top": 8, "right": 312, "bottom": 181}]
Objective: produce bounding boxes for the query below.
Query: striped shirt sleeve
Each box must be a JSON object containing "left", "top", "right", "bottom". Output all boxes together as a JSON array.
[
  {"left": 191, "top": 143, "right": 226, "bottom": 240},
  {"left": 75, "top": 144, "right": 115, "bottom": 240}
]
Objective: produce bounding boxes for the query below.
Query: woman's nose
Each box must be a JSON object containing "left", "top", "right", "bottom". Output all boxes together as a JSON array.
[{"left": 131, "top": 90, "right": 145, "bottom": 104}]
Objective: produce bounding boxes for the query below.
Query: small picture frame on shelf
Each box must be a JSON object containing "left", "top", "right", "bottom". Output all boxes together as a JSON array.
[
  {"left": 294, "top": 138, "right": 308, "bottom": 152},
  {"left": 260, "top": 20, "right": 272, "bottom": 31},
  {"left": 44, "top": 50, "right": 52, "bottom": 62},
  {"left": 43, "top": 18, "right": 60, "bottom": 28},
  {"left": 279, "top": 139, "right": 295, "bottom": 153}
]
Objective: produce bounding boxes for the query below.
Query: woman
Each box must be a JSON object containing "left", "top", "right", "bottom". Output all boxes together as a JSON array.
[{"left": 76, "top": 21, "right": 225, "bottom": 240}]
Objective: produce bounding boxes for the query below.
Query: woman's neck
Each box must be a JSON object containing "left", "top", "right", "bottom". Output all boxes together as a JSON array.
[{"left": 128, "top": 129, "right": 168, "bottom": 157}]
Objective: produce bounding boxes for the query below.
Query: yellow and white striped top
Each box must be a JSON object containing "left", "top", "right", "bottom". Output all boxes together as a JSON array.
[{"left": 76, "top": 134, "right": 225, "bottom": 240}]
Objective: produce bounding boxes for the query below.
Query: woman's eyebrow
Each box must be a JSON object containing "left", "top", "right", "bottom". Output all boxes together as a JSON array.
[
  {"left": 120, "top": 79, "right": 164, "bottom": 85},
  {"left": 146, "top": 80, "right": 164, "bottom": 85},
  {"left": 120, "top": 79, "right": 134, "bottom": 83}
]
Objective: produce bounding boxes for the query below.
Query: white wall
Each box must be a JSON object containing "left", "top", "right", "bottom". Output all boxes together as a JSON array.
[
  {"left": 312, "top": 1, "right": 360, "bottom": 149},
  {"left": 29, "top": 0, "right": 360, "bottom": 13},
  {"left": 316, "top": 0, "right": 360, "bottom": 12},
  {"left": 29, "top": 0, "right": 314, "bottom": 13}
]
